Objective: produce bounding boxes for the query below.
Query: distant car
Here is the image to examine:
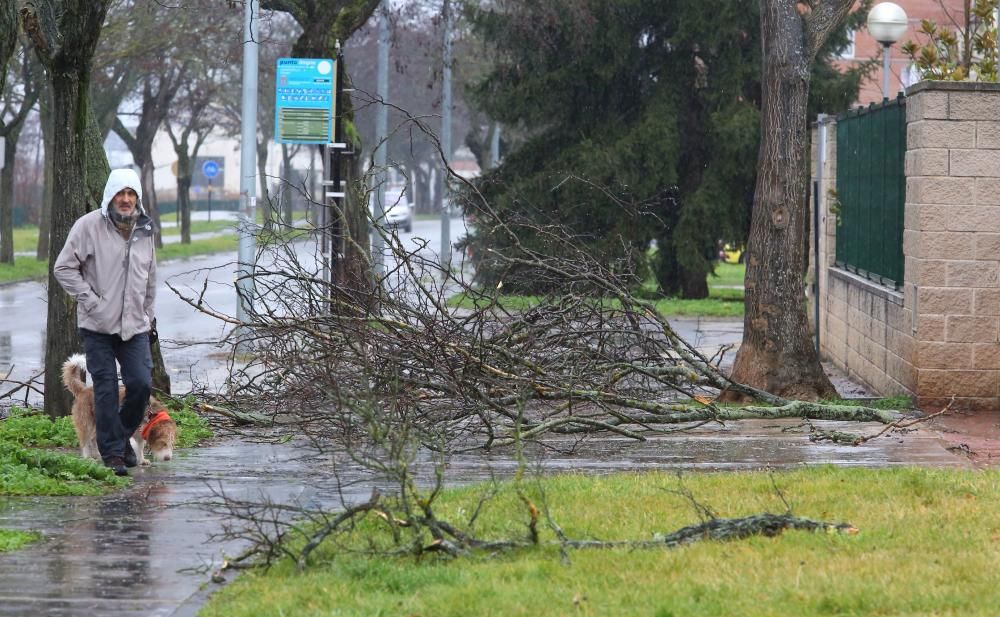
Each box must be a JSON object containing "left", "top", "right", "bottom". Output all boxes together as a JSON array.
[
  {"left": 370, "top": 187, "right": 413, "bottom": 233},
  {"left": 720, "top": 243, "right": 744, "bottom": 264}
]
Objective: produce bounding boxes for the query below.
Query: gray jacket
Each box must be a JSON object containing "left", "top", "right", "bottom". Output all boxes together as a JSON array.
[{"left": 54, "top": 169, "right": 157, "bottom": 342}]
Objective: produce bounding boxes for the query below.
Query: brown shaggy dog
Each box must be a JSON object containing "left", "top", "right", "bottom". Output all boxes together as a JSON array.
[{"left": 61, "top": 354, "right": 176, "bottom": 464}]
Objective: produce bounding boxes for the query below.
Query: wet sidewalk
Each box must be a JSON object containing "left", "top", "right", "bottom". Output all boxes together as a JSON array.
[{"left": 0, "top": 419, "right": 973, "bottom": 617}]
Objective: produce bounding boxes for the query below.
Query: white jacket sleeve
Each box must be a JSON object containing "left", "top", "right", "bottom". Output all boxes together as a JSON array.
[{"left": 53, "top": 222, "right": 99, "bottom": 312}]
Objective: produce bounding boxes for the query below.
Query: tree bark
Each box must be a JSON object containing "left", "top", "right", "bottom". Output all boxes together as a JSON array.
[
  {"left": 281, "top": 143, "right": 294, "bottom": 226},
  {"left": 176, "top": 150, "right": 192, "bottom": 244},
  {"left": 0, "top": 2, "right": 15, "bottom": 95},
  {"left": 0, "top": 134, "right": 17, "bottom": 263},
  {"left": 724, "top": 0, "right": 852, "bottom": 401},
  {"left": 37, "top": 82, "right": 53, "bottom": 260},
  {"left": 257, "top": 139, "right": 273, "bottom": 230},
  {"left": 23, "top": 0, "right": 114, "bottom": 417},
  {"left": 44, "top": 76, "right": 95, "bottom": 418}
]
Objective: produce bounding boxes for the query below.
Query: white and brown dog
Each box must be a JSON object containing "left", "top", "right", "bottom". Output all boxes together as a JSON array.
[{"left": 61, "top": 354, "right": 177, "bottom": 464}]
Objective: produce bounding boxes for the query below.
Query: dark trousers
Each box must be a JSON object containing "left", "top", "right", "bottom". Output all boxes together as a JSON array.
[{"left": 80, "top": 329, "right": 152, "bottom": 461}]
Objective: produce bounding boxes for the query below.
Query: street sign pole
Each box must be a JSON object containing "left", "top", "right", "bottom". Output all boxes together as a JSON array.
[
  {"left": 201, "top": 159, "right": 219, "bottom": 223},
  {"left": 237, "top": 0, "right": 259, "bottom": 325},
  {"left": 274, "top": 55, "right": 339, "bottom": 301},
  {"left": 373, "top": 1, "right": 389, "bottom": 275},
  {"left": 440, "top": 0, "right": 453, "bottom": 272}
]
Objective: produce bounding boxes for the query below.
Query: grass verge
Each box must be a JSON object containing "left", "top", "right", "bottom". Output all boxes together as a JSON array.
[
  {"left": 157, "top": 235, "right": 238, "bottom": 261},
  {"left": 0, "top": 529, "right": 41, "bottom": 553},
  {"left": 0, "top": 256, "right": 49, "bottom": 284},
  {"left": 0, "top": 235, "right": 242, "bottom": 284},
  {"left": 160, "top": 220, "right": 238, "bottom": 237},
  {"left": 450, "top": 287, "right": 745, "bottom": 318},
  {"left": 0, "top": 401, "right": 213, "bottom": 496},
  {"left": 201, "top": 466, "right": 1000, "bottom": 617},
  {"left": 450, "top": 264, "right": 746, "bottom": 317},
  {"left": 0, "top": 441, "right": 129, "bottom": 496}
]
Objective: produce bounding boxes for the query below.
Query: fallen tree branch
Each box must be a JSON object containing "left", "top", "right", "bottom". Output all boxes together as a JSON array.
[
  {"left": 563, "top": 513, "right": 858, "bottom": 550},
  {"left": 810, "top": 397, "right": 955, "bottom": 446}
]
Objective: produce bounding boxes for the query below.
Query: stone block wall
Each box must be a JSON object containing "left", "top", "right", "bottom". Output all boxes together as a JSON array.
[
  {"left": 811, "top": 117, "right": 915, "bottom": 400},
  {"left": 812, "top": 82, "right": 1000, "bottom": 411}
]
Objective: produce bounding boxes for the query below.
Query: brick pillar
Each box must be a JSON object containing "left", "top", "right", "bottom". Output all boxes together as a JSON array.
[{"left": 906, "top": 82, "right": 1000, "bottom": 410}]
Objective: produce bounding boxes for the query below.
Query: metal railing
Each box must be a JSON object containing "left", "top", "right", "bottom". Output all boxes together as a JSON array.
[{"left": 834, "top": 94, "right": 906, "bottom": 289}]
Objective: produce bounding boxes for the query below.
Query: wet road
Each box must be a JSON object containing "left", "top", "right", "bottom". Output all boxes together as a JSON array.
[
  {"left": 0, "top": 216, "right": 470, "bottom": 402},
  {"left": 0, "top": 419, "right": 970, "bottom": 617}
]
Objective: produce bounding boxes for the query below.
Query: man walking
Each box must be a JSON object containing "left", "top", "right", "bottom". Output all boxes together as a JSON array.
[{"left": 54, "top": 168, "right": 157, "bottom": 476}]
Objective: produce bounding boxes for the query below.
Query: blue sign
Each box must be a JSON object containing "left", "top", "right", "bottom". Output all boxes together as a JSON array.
[
  {"left": 202, "top": 160, "right": 219, "bottom": 179},
  {"left": 274, "top": 58, "right": 336, "bottom": 144}
]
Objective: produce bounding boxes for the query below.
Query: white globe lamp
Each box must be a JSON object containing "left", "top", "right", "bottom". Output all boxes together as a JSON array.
[{"left": 867, "top": 2, "right": 909, "bottom": 99}]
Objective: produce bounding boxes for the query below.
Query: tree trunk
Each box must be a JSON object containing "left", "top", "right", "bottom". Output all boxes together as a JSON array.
[
  {"left": 724, "top": 0, "right": 839, "bottom": 401},
  {"left": 0, "top": 2, "right": 15, "bottom": 95},
  {"left": 37, "top": 86, "right": 54, "bottom": 260},
  {"left": 257, "top": 139, "right": 273, "bottom": 230},
  {"left": 44, "top": 76, "right": 93, "bottom": 418},
  {"left": 150, "top": 318, "right": 170, "bottom": 396},
  {"left": 134, "top": 154, "right": 162, "bottom": 248},
  {"left": 282, "top": 143, "right": 294, "bottom": 226},
  {"left": 0, "top": 132, "right": 17, "bottom": 263},
  {"left": 415, "top": 166, "right": 431, "bottom": 215},
  {"left": 177, "top": 152, "right": 192, "bottom": 244}
]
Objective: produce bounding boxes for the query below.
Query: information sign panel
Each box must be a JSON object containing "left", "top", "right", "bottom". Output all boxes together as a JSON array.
[{"left": 274, "top": 58, "right": 337, "bottom": 144}]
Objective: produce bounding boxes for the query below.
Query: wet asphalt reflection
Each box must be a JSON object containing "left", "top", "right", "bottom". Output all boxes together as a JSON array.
[{"left": 0, "top": 420, "right": 969, "bottom": 617}]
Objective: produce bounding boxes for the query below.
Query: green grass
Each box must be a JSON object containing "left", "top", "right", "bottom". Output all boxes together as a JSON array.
[
  {"left": 157, "top": 235, "right": 239, "bottom": 261},
  {"left": 653, "top": 288, "right": 744, "bottom": 317},
  {"left": 0, "top": 401, "right": 212, "bottom": 496},
  {"left": 0, "top": 407, "right": 77, "bottom": 448},
  {"left": 711, "top": 262, "right": 746, "bottom": 287},
  {"left": 0, "top": 256, "right": 49, "bottom": 284},
  {"left": 159, "top": 220, "right": 238, "bottom": 237},
  {"left": 449, "top": 264, "right": 747, "bottom": 318},
  {"left": 169, "top": 400, "right": 214, "bottom": 448},
  {"left": 201, "top": 466, "right": 1000, "bottom": 617},
  {"left": 11, "top": 226, "right": 41, "bottom": 253},
  {"left": 0, "top": 440, "right": 129, "bottom": 496},
  {"left": 0, "top": 529, "right": 41, "bottom": 553}
]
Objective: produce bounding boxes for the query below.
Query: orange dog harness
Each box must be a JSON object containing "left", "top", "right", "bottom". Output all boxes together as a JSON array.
[{"left": 141, "top": 410, "right": 172, "bottom": 441}]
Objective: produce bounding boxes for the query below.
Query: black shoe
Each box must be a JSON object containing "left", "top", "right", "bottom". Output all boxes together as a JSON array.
[
  {"left": 123, "top": 442, "right": 138, "bottom": 468},
  {"left": 103, "top": 456, "right": 128, "bottom": 477}
]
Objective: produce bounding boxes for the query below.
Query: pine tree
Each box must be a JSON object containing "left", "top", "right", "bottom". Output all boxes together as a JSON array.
[{"left": 463, "top": 0, "right": 867, "bottom": 298}]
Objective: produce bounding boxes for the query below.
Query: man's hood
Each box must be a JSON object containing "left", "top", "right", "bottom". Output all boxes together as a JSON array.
[{"left": 101, "top": 168, "right": 144, "bottom": 217}]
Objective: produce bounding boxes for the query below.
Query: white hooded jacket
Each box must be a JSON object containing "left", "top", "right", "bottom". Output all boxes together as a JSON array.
[{"left": 54, "top": 168, "right": 157, "bottom": 341}]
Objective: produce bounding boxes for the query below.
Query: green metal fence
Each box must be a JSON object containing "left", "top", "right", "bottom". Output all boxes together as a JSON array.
[{"left": 835, "top": 95, "right": 906, "bottom": 289}]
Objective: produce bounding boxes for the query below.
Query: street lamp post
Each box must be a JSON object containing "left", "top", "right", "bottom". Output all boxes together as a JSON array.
[{"left": 867, "top": 2, "right": 909, "bottom": 100}]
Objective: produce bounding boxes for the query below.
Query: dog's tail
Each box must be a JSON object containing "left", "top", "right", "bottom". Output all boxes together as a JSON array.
[{"left": 61, "top": 354, "right": 89, "bottom": 396}]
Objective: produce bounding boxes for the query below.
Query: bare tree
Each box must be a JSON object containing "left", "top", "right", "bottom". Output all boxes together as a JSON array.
[
  {"left": 89, "top": 0, "right": 145, "bottom": 139},
  {"left": 0, "top": 40, "right": 40, "bottom": 264},
  {"left": 165, "top": 68, "right": 225, "bottom": 245},
  {"left": 346, "top": 3, "right": 476, "bottom": 214},
  {"left": 109, "top": 2, "right": 204, "bottom": 243},
  {"left": 723, "top": 0, "right": 853, "bottom": 401},
  {"left": 21, "top": 0, "right": 114, "bottom": 418}
]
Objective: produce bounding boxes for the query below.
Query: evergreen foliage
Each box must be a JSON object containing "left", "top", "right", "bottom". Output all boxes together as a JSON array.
[{"left": 461, "top": 0, "right": 869, "bottom": 297}]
